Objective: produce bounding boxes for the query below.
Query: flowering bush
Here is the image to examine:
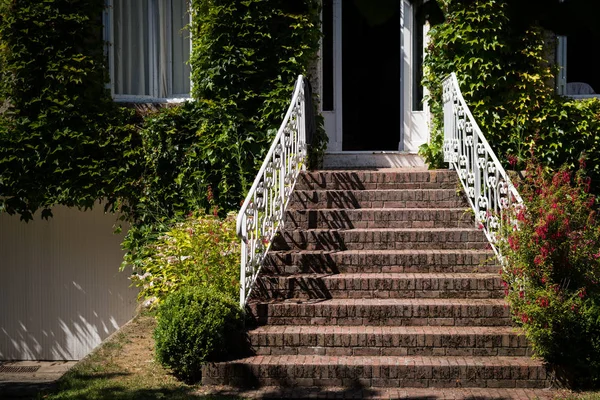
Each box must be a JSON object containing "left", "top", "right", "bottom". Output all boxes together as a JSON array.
[
  {"left": 501, "top": 161, "right": 600, "bottom": 388},
  {"left": 130, "top": 212, "right": 240, "bottom": 306}
]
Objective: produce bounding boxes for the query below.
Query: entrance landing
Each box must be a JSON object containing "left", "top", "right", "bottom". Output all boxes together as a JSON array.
[{"left": 323, "top": 152, "right": 427, "bottom": 169}]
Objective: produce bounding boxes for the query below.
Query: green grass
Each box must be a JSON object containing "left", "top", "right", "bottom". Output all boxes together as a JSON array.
[{"left": 35, "top": 313, "right": 242, "bottom": 400}]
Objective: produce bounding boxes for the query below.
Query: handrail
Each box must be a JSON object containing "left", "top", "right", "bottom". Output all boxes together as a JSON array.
[
  {"left": 442, "top": 73, "right": 523, "bottom": 259},
  {"left": 236, "top": 75, "right": 307, "bottom": 306}
]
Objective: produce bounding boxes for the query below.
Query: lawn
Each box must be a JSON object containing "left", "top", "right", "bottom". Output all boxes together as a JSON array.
[{"left": 36, "top": 313, "right": 241, "bottom": 400}]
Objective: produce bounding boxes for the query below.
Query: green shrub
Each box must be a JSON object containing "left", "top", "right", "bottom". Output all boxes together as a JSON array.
[
  {"left": 128, "top": 212, "right": 240, "bottom": 305},
  {"left": 154, "top": 287, "right": 244, "bottom": 383},
  {"left": 533, "top": 97, "right": 600, "bottom": 191},
  {"left": 501, "top": 162, "right": 600, "bottom": 388}
]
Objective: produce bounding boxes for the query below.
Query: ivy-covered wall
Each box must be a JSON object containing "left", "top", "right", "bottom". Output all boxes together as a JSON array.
[
  {"left": 421, "top": 0, "right": 600, "bottom": 189},
  {"left": 0, "top": 0, "right": 323, "bottom": 264},
  {"left": 0, "top": 0, "right": 140, "bottom": 221}
]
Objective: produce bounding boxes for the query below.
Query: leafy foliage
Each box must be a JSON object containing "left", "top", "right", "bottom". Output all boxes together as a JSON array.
[
  {"left": 129, "top": 212, "right": 240, "bottom": 305},
  {"left": 154, "top": 287, "right": 244, "bottom": 383},
  {"left": 422, "top": 0, "right": 600, "bottom": 196},
  {"left": 121, "top": 0, "right": 325, "bottom": 262},
  {"left": 189, "top": 0, "right": 326, "bottom": 169},
  {"left": 0, "top": 0, "right": 140, "bottom": 220},
  {"left": 421, "top": 0, "right": 554, "bottom": 168},
  {"left": 501, "top": 162, "right": 600, "bottom": 388},
  {"left": 533, "top": 98, "right": 600, "bottom": 189}
]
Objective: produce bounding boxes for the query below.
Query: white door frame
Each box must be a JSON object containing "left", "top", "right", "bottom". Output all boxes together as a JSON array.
[{"left": 321, "top": 0, "right": 427, "bottom": 153}]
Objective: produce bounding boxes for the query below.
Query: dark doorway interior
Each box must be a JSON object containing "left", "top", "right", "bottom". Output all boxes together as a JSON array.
[{"left": 342, "top": 0, "right": 401, "bottom": 151}]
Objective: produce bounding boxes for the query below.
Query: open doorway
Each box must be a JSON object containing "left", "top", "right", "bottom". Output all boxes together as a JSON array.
[{"left": 341, "top": 0, "right": 401, "bottom": 151}]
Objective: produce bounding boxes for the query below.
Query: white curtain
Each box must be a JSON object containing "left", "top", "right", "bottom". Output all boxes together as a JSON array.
[
  {"left": 113, "top": 0, "right": 190, "bottom": 98},
  {"left": 171, "top": 0, "right": 191, "bottom": 96},
  {"left": 114, "top": 0, "right": 151, "bottom": 96}
]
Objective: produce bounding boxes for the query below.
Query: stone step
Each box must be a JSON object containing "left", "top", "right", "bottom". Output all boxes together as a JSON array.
[
  {"left": 202, "top": 355, "right": 548, "bottom": 388},
  {"left": 246, "top": 298, "right": 511, "bottom": 327},
  {"left": 289, "top": 189, "right": 467, "bottom": 210},
  {"left": 198, "top": 386, "right": 561, "bottom": 399},
  {"left": 263, "top": 250, "right": 499, "bottom": 275},
  {"left": 248, "top": 326, "right": 530, "bottom": 357},
  {"left": 296, "top": 170, "right": 458, "bottom": 191},
  {"left": 272, "top": 228, "right": 489, "bottom": 251},
  {"left": 252, "top": 273, "right": 504, "bottom": 300},
  {"left": 285, "top": 208, "right": 475, "bottom": 229}
]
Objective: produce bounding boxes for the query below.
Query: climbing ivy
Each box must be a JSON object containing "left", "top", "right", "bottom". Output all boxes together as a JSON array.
[
  {"left": 421, "top": 0, "right": 600, "bottom": 188},
  {"left": 190, "top": 0, "right": 326, "bottom": 171},
  {"left": 421, "top": 0, "right": 554, "bottom": 168},
  {"left": 0, "top": 0, "right": 141, "bottom": 221}
]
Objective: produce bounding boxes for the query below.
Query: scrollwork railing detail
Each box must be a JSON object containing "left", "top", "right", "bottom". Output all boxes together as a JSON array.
[
  {"left": 236, "top": 75, "right": 307, "bottom": 306},
  {"left": 443, "top": 73, "right": 523, "bottom": 259}
]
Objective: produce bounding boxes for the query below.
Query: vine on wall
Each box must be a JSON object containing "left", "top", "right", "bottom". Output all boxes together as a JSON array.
[
  {"left": 421, "top": 0, "right": 600, "bottom": 188},
  {"left": 0, "top": 0, "right": 140, "bottom": 221},
  {"left": 0, "top": 0, "right": 324, "bottom": 228}
]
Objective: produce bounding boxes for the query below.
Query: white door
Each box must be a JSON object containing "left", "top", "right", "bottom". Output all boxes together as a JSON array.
[{"left": 320, "top": 0, "right": 429, "bottom": 153}]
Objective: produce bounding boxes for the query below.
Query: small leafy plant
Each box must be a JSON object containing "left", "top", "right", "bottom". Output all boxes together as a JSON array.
[
  {"left": 501, "top": 161, "right": 600, "bottom": 388},
  {"left": 129, "top": 211, "right": 240, "bottom": 306},
  {"left": 154, "top": 287, "right": 244, "bottom": 383}
]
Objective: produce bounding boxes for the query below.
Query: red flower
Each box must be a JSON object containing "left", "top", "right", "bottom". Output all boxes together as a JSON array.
[{"left": 508, "top": 235, "right": 520, "bottom": 251}]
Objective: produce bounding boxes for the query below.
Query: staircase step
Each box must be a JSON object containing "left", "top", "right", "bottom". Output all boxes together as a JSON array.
[
  {"left": 263, "top": 250, "right": 499, "bottom": 275},
  {"left": 296, "top": 170, "right": 458, "bottom": 191},
  {"left": 253, "top": 273, "right": 504, "bottom": 300},
  {"left": 289, "top": 189, "right": 467, "bottom": 209},
  {"left": 202, "top": 355, "right": 548, "bottom": 388},
  {"left": 273, "top": 228, "right": 489, "bottom": 251},
  {"left": 285, "top": 208, "right": 475, "bottom": 229},
  {"left": 198, "top": 386, "right": 560, "bottom": 399},
  {"left": 249, "top": 326, "right": 530, "bottom": 357},
  {"left": 247, "top": 298, "right": 511, "bottom": 327}
]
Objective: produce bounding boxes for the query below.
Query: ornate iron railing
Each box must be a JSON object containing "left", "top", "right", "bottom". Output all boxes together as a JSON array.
[
  {"left": 236, "top": 75, "right": 307, "bottom": 306},
  {"left": 442, "top": 73, "right": 523, "bottom": 258}
]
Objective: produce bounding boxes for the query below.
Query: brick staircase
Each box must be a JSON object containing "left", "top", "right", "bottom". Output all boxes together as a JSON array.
[{"left": 203, "top": 169, "right": 550, "bottom": 391}]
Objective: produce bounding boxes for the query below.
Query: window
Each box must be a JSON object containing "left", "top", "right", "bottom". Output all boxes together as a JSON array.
[
  {"left": 557, "top": 33, "right": 600, "bottom": 99},
  {"left": 104, "top": 0, "right": 191, "bottom": 101}
]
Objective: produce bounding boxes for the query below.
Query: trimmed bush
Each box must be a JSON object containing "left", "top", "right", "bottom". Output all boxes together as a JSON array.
[{"left": 154, "top": 287, "right": 244, "bottom": 383}]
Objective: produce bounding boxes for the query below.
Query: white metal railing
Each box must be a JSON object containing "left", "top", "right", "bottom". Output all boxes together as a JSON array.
[
  {"left": 442, "top": 73, "right": 523, "bottom": 258},
  {"left": 236, "top": 75, "right": 307, "bottom": 306}
]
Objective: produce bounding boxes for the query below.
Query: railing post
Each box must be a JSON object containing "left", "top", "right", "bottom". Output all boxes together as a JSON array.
[{"left": 240, "top": 239, "right": 247, "bottom": 306}]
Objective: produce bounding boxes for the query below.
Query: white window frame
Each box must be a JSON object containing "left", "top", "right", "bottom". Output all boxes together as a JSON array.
[
  {"left": 557, "top": 35, "right": 600, "bottom": 100},
  {"left": 103, "top": 0, "right": 192, "bottom": 103}
]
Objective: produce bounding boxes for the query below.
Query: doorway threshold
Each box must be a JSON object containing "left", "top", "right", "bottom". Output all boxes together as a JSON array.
[{"left": 323, "top": 152, "right": 426, "bottom": 169}]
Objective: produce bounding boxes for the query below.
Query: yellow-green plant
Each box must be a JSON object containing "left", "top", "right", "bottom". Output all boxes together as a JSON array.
[{"left": 130, "top": 212, "right": 240, "bottom": 305}]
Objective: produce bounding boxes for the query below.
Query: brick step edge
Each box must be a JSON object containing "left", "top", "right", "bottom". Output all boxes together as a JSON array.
[
  {"left": 249, "top": 326, "right": 530, "bottom": 357},
  {"left": 196, "top": 386, "right": 562, "bottom": 399},
  {"left": 289, "top": 189, "right": 468, "bottom": 209},
  {"left": 265, "top": 249, "right": 499, "bottom": 270},
  {"left": 253, "top": 273, "right": 504, "bottom": 300},
  {"left": 285, "top": 208, "right": 476, "bottom": 230},
  {"left": 247, "top": 299, "right": 512, "bottom": 327},
  {"left": 272, "top": 229, "right": 490, "bottom": 251},
  {"left": 201, "top": 355, "right": 549, "bottom": 389}
]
